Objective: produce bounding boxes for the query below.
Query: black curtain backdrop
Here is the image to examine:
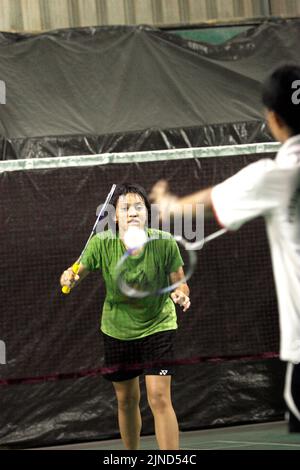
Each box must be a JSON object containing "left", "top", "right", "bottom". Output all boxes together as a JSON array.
[{"left": 0, "top": 153, "right": 284, "bottom": 446}]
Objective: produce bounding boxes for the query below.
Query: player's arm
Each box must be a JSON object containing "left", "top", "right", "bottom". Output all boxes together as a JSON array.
[
  {"left": 150, "top": 160, "right": 281, "bottom": 226},
  {"left": 169, "top": 267, "right": 191, "bottom": 312},
  {"left": 149, "top": 180, "right": 214, "bottom": 218},
  {"left": 60, "top": 263, "right": 90, "bottom": 291},
  {"left": 175, "top": 187, "right": 214, "bottom": 217}
]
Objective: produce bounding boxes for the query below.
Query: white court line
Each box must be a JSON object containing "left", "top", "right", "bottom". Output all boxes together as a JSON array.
[
  {"left": 182, "top": 442, "right": 257, "bottom": 450},
  {"left": 216, "top": 440, "right": 300, "bottom": 448}
]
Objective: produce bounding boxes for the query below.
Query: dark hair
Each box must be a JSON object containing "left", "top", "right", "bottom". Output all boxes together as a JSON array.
[
  {"left": 111, "top": 183, "right": 151, "bottom": 227},
  {"left": 262, "top": 63, "right": 300, "bottom": 135}
]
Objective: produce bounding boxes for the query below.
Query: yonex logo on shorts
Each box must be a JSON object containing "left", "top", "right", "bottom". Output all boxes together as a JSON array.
[
  {"left": 0, "top": 340, "right": 6, "bottom": 365},
  {"left": 159, "top": 370, "right": 168, "bottom": 375},
  {"left": 0, "top": 80, "right": 6, "bottom": 104}
]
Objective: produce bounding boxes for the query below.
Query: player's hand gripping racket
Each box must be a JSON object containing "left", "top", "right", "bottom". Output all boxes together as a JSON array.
[{"left": 62, "top": 184, "right": 116, "bottom": 294}]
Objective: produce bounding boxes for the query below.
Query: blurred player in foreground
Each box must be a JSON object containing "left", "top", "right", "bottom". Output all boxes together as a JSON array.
[{"left": 150, "top": 64, "right": 300, "bottom": 433}]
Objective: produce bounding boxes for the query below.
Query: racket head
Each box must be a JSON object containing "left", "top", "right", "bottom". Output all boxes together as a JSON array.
[{"left": 115, "top": 234, "right": 197, "bottom": 299}]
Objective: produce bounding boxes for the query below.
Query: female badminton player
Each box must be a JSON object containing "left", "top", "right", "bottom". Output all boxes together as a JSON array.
[{"left": 60, "top": 183, "right": 190, "bottom": 450}]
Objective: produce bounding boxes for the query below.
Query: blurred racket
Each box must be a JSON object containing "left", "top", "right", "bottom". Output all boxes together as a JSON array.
[{"left": 116, "top": 227, "right": 227, "bottom": 298}]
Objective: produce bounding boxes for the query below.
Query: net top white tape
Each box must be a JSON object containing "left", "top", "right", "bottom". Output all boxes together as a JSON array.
[{"left": 0, "top": 142, "right": 280, "bottom": 173}]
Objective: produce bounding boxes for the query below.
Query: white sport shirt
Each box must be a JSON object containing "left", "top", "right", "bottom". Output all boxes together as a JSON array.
[{"left": 212, "top": 135, "right": 300, "bottom": 363}]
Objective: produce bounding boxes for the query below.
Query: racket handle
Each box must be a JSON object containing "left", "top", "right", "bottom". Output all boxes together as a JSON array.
[{"left": 62, "top": 263, "right": 80, "bottom": 295}]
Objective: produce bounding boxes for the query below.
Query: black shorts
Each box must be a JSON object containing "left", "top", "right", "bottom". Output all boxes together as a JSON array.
[{"left": 102, "top": 330, "right": 176, "bottom": 382}]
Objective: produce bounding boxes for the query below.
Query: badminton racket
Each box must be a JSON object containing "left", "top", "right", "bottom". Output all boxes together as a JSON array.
[
  {"left": 62, "top": 184, "right": 116, "bottom": 294},
  {"left": 115, "top": 227, "right": 227, "bottom": 298}
]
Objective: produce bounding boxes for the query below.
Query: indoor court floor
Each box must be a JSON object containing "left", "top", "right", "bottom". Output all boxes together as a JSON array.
[{"left": 33, "top": 421, "right": 300, "bottom": 450}]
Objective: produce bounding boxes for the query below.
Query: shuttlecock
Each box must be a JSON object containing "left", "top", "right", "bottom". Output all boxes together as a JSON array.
[{"left": 124, "top": 226, "right": 147, "bottom": 250}]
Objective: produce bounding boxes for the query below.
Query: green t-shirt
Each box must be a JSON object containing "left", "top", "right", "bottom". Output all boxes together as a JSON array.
[{"left": 81, "top": 228, "right": 183, "bottom": 340}]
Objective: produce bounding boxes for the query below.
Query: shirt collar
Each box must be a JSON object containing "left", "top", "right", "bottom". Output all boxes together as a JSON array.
[{"left": 276, "top": 134, "right": 300, "bottom": 161}]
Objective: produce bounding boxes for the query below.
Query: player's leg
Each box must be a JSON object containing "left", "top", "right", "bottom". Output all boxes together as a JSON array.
[
  {"left": 284, "top": 362, "right": 300, "bottom": 432},
  {"left": 145, "top": 374, "right": 179, "bottom": 450},
  {"left": 142, "top": 330, "right": 179, "bottom": 449},
  {"left": 113, "top": 376, "right": 142, "bottom": 449},
  {"left": 102, "top": 333, "right": 143, "bottom": 449}
]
